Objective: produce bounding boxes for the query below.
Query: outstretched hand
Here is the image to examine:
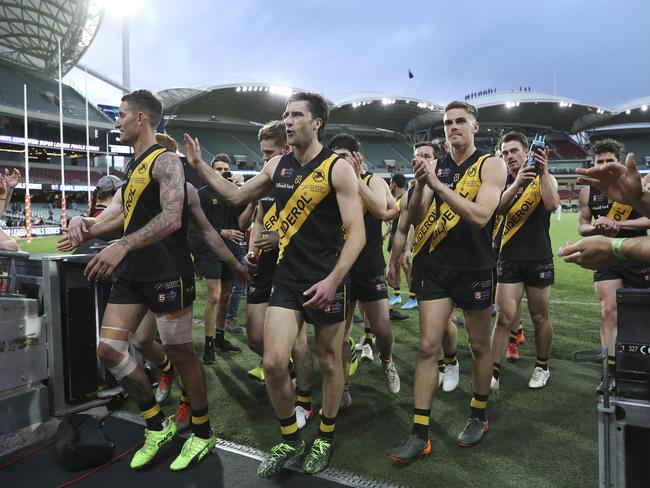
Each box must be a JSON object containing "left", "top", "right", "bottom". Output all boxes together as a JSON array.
[
  {"left": 576, "top": 153, "right": 642, "bottom": 206},
  {"left": 183, "top": 133, "right": 203, "bottom": 169},
  {"left": 557, "top": 236, "right": 616, "bottom": 270}
]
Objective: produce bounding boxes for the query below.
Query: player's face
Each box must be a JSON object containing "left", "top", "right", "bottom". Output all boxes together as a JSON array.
[
  {"left": 443, "top": 108, "right": 478, "bottom": 148},
  {"left": 500, "top": 140, "right": 526, "bottom": 172},
  {"left": 333, "top": 147, "right": 354, "bottom": 164},
  {"left": 284, "top": 101, "right": 321, "bottom": 148},
  {"left": 115, "top": 101, "right": 140, "bottom": 145},
  {"left": 212, "top": 161, "right": 230, "bottom": 173},
  {"left": 593, "top": 152, "right": 619, "bottom": 166},
  {"left": 413, "top": 145, "right": 435, "bottom": 164},
  {"left": 259, "top": 139, "right": 285, "bottom": 162}
]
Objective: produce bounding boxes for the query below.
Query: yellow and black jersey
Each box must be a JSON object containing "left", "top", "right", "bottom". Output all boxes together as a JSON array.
[
  {"left": 498, "top": 174, "right": 553, "bottom": 261},
  {"left": 195, "top": 184, "right": 244, "bottom": 257},
  {"left": 413, "top": 150, "right": 495, "bottom": 271},
  {"left": 256, "top": 194, "right": 279, "bottom": 274},
  {"left": 271, "top": 147, "right": 344, "bottom": 287},
  {"left": 116, "top": 144, "right": 193, "bottom": 282},
  {"left": 588, "top": 186, "right": 646, "bottom": 238},
  {"left": 351, "top": 172, "right": 385, "bottom": 274}
]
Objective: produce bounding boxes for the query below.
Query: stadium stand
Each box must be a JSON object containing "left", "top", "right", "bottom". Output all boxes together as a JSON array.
[{"left": 549, "top": 139, "right": 588, "bottom": 159}]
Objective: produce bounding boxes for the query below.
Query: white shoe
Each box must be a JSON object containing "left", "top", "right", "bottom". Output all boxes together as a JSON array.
[
  {"left": 361, "top": 343, "right": 374, "bottom": 362},
  {"left": 442, "top": 361, "right": 460, "bottom": 392},
  {"left": 340, "top": 391, "right": 353, "bottom": 409},
  {"left": 490, "top": 376, "right": 500, "bottom": 393},
  {"left": 295, "top": 405, "right": 314, "bottom": 429},
  {"left": 355, "top": 336, "right": 364, "bottom": 352},
  {"left": 437, "top": 369, "right": 445, "bottom": 388},
  {"left": 382, "top": 359, "right": 401, "bottom": 394},
  {"left": 528, "top": 367, "right": 550, "bottom": 389}
]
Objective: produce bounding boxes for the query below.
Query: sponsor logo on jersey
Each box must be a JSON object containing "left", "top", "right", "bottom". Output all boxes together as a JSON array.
[
  {"left": 280, "top": 167, "right": 294, "bottom": 178},
  {"left": 474, "top": 290, "right": 491, "bottom": 301}
]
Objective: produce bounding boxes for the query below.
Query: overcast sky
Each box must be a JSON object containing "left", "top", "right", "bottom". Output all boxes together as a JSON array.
[{"left": 64, "top": 0, "right": 650, "bottom": 110}]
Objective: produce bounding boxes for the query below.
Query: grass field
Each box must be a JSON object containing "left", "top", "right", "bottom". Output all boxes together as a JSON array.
[{"left": 15, "top": 212, "right": 603, "bottom": 487}]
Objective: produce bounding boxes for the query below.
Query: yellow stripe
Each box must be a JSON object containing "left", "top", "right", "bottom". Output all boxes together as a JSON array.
[
  {"left": 412, "top": 199, "right": 437, "bottom": 256},
  {"left": 470, "top": 398, "right": 488, "bottom": 409},
  {"left": 263, "top": 203, "right": 278, "bottom": 231},
  {"left": 123, "top": 147, "right": 166, "bottom": 231},
  {"left": 606, "top": 201, "right": 634, "bottom": 234},
  {"left": 319, "top": 421, "right": 335, "bottom": 433},
  {"left": 536, "top": 358, "right": 548, "bottom": 365},
  {"left": 297, "top": 395, "right": 311, "bottom": 403},
  {"left": 413, "top": 414, "right": 430, "bottom": 426},
  {"left": 281, "top": 423, "right": 298, "bottom": 435},
  {"left": 428, "top": 154, "right": 490, "bottom": 253},
  {"left": 191, "top": 414, "right": 209, "bottom": 425},
  {"left": 500, "top": 176, "right": 542, "bottom": 249},
  {"left": 142, "top": 404, "right": 161, "bottom": 419},
  {"left": 180, "top": 394, "right": 190, "bottom": 403},
  {"left": 276, "top": 154, "right": 338, "bottom": 263},
  {"left": 492, "top": 213, "right": 504, "bottom": 241}
]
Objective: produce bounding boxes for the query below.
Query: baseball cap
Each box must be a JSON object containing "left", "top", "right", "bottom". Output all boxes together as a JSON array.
[{"left": 96, "top": 175, "right": 124, "bottom": 192}]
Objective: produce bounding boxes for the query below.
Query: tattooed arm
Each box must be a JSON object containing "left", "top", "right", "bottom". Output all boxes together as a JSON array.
[{"left": 85, "top": 152, "right": 185, "bottom": 280}]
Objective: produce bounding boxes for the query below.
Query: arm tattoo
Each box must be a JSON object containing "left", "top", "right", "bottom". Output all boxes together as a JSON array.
[{"left": 119, "top": 152, "right": 185, "bottom": 252}]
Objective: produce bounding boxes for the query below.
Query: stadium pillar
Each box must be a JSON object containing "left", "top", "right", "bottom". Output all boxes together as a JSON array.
[
  {"left": 23, "top": 84, "right": 31, "bottom": 244},
  {"left": 58, "top": 39, "right": 67, "bottom": 231},
  {"left": 85, "top": 67, "right": 91, "bottom": 209}
]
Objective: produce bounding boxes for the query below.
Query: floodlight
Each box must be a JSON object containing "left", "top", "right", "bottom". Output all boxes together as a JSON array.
[{"left": 642, "top": 105, "right": 648, "bottom": 111}]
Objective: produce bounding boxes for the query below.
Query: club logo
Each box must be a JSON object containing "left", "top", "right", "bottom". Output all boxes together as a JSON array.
[
  {"left": 137, "top": 162, "right": 148, "bottom": 174},
  {"left": 313, "top": 169, "right": 325, "bottom": 182}
]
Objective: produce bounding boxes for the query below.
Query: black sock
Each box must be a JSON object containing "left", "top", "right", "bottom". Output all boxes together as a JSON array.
[
  {"left": 411, "top": 408, "right": 430, "bottom": 441},
  {"left": 191, "top": 406, "right": 212, "bottom": 439},
  {"left": 296, "top": 390, "right": 312, "bottom": 410},
  {"left": 437, "top": 359, "right": 445, "bottom": 373},
  {"left": 318, "top": 415, "right": 336, "bottom": 441},
  {"left": 364, "top": 327, "right": 374, "bottom": 345},
  {"left": 215, "top": 330, "right": 225, "bottom": 340},
  {"left": 180, "top": 388, "right": 190, "bottom": 406},
  {"left": 493, "top": 362, "right": 501, "bottom": 380},
  {"left": 509, "top": 331, "right": 518, "bottom": 344},
  {"left": 158, "top": 355, "right": 174, "bottom": 376},
  {"left": 393, "top": 288, "right": 401, "bottom": 297},
  {"left": 470, "top": 393, "right": 488, "bottom": 421},
  {"left": 279, "top": 414, "right": 300, "bottom": 443},
  {"left": 607, "top": 355, "right": 616, "bottom": 377},
  {"left": 205, "top": 336, "right": 214, "bottom": 347},
  {"left": 535, "top": 357, "right": 549, "bottom": 371},
  {"left": 443, "top": 352, "right": 458, "bottom": 367},
  {"left": 139, "top": 397, "right": 166, "bottom": 431}
]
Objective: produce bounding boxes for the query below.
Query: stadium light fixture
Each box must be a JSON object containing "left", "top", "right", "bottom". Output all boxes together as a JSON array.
[
  {"left": 236, "top": 87, "right": 241, "bottom": 92},
  {"left": 270, "top": 85, "right": 293, "bottom": 97},
  {"left": 642, "top": 105, "right": 648, "bottom": 111},
  {"left": 626, "top": 109, "right": 631, "bottom": 115},
  {"left": 100, "top": 0, "right": 143, "bottom": 17}
]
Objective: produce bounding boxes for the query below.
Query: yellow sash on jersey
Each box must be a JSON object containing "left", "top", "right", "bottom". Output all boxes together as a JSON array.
[
  {"left": 500, "top": 176, "right": 542, "bottom": 249},
  {"left": 606, "top": 201, "right": 634, "bottom": 224},
  {"left": 122, "top": 147, "right": 167, "bottom": 231},
  {"left": 413, "top": 199, "right": 437, "bottom": 256},
  {"left": 277, "top": 154, "right": 338, "bottom": 262},
  {"left": 492, "top": 213, "right": 504, "bottom": 241},
  {"left": 263, "top": 203, "right": 277, "bottom": 231},
  {"left": 427, "top": 154, "right": 490, "bottom": 252}
]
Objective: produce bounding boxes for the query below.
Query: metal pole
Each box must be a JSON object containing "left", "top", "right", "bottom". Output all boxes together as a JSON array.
[
  {"left": 23, "top": 84, "right": 32, "bottom": 244},
  {"left": 85, "top": 66, "right": 91, "bottom": 210},
  {"left": 58, "top": 38, "right": 66, "bottom": 231},
  {"left": 122, "top": 16, "right": 130, "bottom": 94},
  {"left": 106, "top": 132, "right": 110, "bottom": 175}
]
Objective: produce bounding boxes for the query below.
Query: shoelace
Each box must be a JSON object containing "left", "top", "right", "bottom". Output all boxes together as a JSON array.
[
  {"left": 308, "top": 438, "right": 330, "bottom": 458},
  {"left": 384, "top": 363, "right": 398, "bottom": 382},
  {"left": 269, "top": 443, "right": 295, "bottom": 460}
]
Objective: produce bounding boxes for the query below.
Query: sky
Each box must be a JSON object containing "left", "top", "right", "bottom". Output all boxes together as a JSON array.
[{"left": 64, "top": 0, "right": 650, "bottom": 110}]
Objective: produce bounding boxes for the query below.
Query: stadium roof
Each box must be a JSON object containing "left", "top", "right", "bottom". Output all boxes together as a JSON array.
[
  {"left": 161, "top": 82, "right": 320, "bottom": 126},
  {"left": 595, "top": 96, "right": 650, "bottom": 127},
  {"left": 329, "top": 93, "right": 443, "bottom": 135},
  {"left": 0, "top": 0, "right": 103, "bottom": 77},
  {"left": 421, "top": 91, "right": 613, "bottom": 133}
]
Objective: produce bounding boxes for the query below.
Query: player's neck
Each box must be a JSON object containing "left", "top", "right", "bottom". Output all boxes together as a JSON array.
[
  {"left": 293, "top": 140, "right": 323, "bottom": 166},
  {"left": 132, "top": 132, "right": 157, "bottom": 160},
  {"left": 394, "top": 187, "right": 405, "bottom": 197},
  {"left": 449, "top": 144, "right": 476, "bottom": 166}
]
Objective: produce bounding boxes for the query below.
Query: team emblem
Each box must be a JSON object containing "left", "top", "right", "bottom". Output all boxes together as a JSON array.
[{"left": 313, "top": 169, "right": 325, "bottom": 182}]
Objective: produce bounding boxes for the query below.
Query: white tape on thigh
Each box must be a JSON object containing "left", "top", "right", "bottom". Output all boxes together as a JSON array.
[
  {"left": 99, "top": 335, "right": 137, "bottom": 380},
  {"left": 156, "top": 309, "right": 193, "bottom": 345}
]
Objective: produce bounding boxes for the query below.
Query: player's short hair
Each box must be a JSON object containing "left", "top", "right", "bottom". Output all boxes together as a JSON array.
[
  {"left": 328, "top": 133, "right": 362, "bottom": 154},
  {"left": 391, "top": 173, "right": 406, "bottom": 188},
  {"left": 413, "top": 140, "right": 441, "bottom": 158},
  {"left": 286, "top": 91, "right": 329, "bottom": 141},
  {"left": 592, "top": 138, "right": 623, "bottom": 160},
  {"left": 444, "top": 100, "right": 478, "bottom": 120},
  {"left": 500, "top": 131, "right": 529, "bottom": 150},
  {"left": 211, "top": 153, "right": 231, "bottom": 166},
  {"left": 155, "top": 133, "right": 178, "bottom": 152},
  {"left": 121, "top": 89, "right": 163, "bottom": 129},
  {"left": 258, "top": 120, "right": 287, "bottom": 147}
]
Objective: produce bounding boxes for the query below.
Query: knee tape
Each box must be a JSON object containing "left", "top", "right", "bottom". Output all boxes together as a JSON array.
[
  {"left": 156, "top": 309, "right": 193, "bottom": 345},
  {"left": 99, "top": 334, "right": 137, "bottom": 380}
]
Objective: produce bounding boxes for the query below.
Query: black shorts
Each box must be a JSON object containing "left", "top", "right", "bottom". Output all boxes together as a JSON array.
[
  {"left": 350, "top": 269, "right": 388, "bottom": 302},
  {"left": 411, "top": 267, "right": 495, "bottom": 311},
  {"left": 196, "top": 253, "right": 233, "bottom": 281},
  {"left": 497, "top": 258, "right": 555, "bottom": 287},
  {"left": 594, "top": 260, "right": 650, "bottom": 288},
  {"left": 269, "top": 282, "right": 349, "bottom": 326},
  {"left": 247, "top": 267, "right": 274, "bottom": 304},
  {"left": 108, "top": 275, "right": 196, "bottom": 314}
]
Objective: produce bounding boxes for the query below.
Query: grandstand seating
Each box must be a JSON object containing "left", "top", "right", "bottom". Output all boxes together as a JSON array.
[
  {"left": 0, "top": 62, "right": 109, "bottom": 124},
  {"left": 0, "top": 163, "right": 103, "bottom": 185},
  {"left": 549, "top": 140, "right": 587, "bottom": 159},
  {"left": 594, "top": 133, "right": 650, "bottom": 164},
  {"left": 558, "top": 189, "right": 579, "bottom": 200},
  {"left": 166, "top": 127, "right": 260, "bottom": 167}
]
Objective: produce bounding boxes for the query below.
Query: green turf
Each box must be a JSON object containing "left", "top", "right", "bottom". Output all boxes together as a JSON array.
[{"left": 17, "top": 216, "right": 602, "bottom": 487}]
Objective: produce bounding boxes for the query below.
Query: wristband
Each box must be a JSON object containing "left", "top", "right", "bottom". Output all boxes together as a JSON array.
[{"left": 612, "top": 238, "right": 629, "bottom": 261}]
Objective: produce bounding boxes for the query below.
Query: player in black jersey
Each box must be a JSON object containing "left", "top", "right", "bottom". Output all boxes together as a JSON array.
[
  {"left": 183, "top": 92, "right": 365, "bottom": 477},
  {"left": 243, "top": 120, "right": 315, "bottom": 429},
  {"left": 388, "top": 102, "right": 507, "bottom": 462},
  {"left": 573, "top": 139, "right": 650, "bottom": 388},
  {"left": 328, "top": 133, "right": 400, "bottom": 401},
  {"left": 490, "top": 131, "right": 559, "bottom": 391},
  {"left": 78, "top": 90, "right": 215, "bottom": 471}
]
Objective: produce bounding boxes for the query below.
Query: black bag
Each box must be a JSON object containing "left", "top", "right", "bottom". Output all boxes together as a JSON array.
[{"left": 55, "top": 414, "right": 115, "bottom": 470}]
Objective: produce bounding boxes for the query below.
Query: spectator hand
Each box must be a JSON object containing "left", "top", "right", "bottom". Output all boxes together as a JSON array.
[{"left": 558, "top": 236, "right": 616, "bottom": 270}]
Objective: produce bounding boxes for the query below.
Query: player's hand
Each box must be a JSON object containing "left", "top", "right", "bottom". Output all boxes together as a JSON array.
[
  {"left": 182, "top": 133, "right": 204, "bottom": 169},
  {"left": 412, "top": 156, "right": 429, "bottom": 185},
  {"left": 401, "top": 250, "right": 413, "bottom": 270},
  {"left": 534, "top": 147, "right": 550, "bottom": 174},
  {"left": 594, "top": 216, "right": 620, "bottom": 237},
  {"left": 576, "top": 153, "right": 643, "bottom": 206},
  {"left": 4, "top": 168, "right": 21, "bottom": 189},
  {"left": 84, "top": 242, "right": 127, "bottom": 281},
  {"left": 243, "top": 251, "right": 258, "bottom": 271},
  {"left": 254, "top": 230, "right": 279, "bottom": 251},
  {"left": 65, "top": 216, "right": 89, "bottom": 247},
  {"left": 233, "top": 262, "right": 251, "bottom": 287},
  {"left": 303, "top": 277, "right": 337, "bottom": 310},
  {"left": 221, "top": 228, "right": 245, "bottom": 243},
  {"left": 57, "top": 234, "right": 79, "bottom": 252},
  {"left": 558, "top": 236, "right": 616, "bottom": 270},
  {"left": 386, "top": 261, "right": 400, "bottom": 289},
  {"left": 513, "top": 161, "right": 537, "bottom": 187},
  {"left": 351, "top": 151, "right": 364, "bottom": 178}
]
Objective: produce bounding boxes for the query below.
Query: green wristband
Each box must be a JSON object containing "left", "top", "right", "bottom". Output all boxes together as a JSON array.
[{"left": 612, "top": 238, "right": 629, "bottom": 261}]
